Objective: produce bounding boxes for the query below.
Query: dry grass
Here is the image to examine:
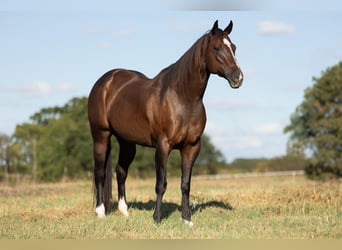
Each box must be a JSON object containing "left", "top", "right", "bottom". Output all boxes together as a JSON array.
[{"left": 0, "top": 175, "right": 341, "bottom": 239}]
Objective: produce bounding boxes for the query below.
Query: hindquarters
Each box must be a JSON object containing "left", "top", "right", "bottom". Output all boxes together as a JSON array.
[
  {"left": 88, "top": 69, "right": 125, "bottom": 215},
  {"left": 88, "top": 69, "right": 149, "bottom": 216}
]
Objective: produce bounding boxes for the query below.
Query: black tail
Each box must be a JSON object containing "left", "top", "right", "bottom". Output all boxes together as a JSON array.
[{"left": 104, "top": 141, "right": 113, "bottom": 213}]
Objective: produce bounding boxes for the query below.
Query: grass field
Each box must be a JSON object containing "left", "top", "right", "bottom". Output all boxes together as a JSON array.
[{"left": 0, "top": 175, "right": 341, "bottom": 239}]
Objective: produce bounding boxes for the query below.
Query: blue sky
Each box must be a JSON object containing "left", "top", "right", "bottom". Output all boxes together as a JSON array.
[{"left": 1, "top": 2, "right": 342, "bottom": 161}]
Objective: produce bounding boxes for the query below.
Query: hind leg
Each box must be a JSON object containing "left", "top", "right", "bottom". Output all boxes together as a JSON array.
[
  {"left": 93, "top": 130, "right": 111, "bottom": 218},
  {"left": 116, "top": 138, "right": 136, "bottom": 216}
]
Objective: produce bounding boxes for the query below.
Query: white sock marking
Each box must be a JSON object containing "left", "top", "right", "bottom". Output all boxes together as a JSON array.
[
  {"left": 184, "top": 219, "right": 194, "bottom": 227},
  {"left": 118, "top": 197, "right": 129, "bottom": 217},
  {"left": 95, "top": 203, "right": 105, "bottom": 218}
]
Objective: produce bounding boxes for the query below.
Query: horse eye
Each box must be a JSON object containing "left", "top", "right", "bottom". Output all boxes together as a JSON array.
[{"left": 214, "top": 46, "right": 220, "bottom": 52}]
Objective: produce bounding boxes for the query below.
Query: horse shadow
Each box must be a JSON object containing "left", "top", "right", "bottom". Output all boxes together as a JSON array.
[{"left": 112, "top": 199, "right": 234, "bottom": 221}]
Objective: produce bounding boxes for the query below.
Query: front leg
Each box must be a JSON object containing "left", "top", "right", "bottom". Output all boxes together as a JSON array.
[
  {"left": 180, "top": 140, "right": 201, "bottom": 226},
  {"left": 153, "top": 139, "right": 170, "bottom": 223}
]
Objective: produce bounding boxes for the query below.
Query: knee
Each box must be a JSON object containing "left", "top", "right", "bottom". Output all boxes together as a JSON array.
[
  {"left": 94, "top": 143, "right": 107, "bottom": 160},
  {"left": 155, "top": 181, "right": 167, "bottom": 194},
  {"left": 181, "top": 181, "right": 190, "bottom": 194}
]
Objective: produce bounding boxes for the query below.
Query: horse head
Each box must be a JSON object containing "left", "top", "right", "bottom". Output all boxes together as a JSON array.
[{"left": 206, "top": 20, "right": 243, "bottom": 89}]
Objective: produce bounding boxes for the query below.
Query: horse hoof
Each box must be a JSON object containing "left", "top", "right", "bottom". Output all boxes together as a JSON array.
[
  {"left": 184, "top": 219, "right": 194, "bottom": 227},
  {"left": 118, "top": 197, "right": 129, "bottom": 217},
  {"left": 96, "top": 203, "right": 105, "bottom": 218},
  {"left": 153, "top": 213, "right": 161, "bottom": 224}
]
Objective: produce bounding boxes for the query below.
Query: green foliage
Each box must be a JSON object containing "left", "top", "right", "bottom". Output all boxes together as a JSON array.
[
  {"left": 0, "top": 133, "right": 11, "bottom": 181},
  {"left": 254, "top": 155, "right": 307, "bottom": 172},
  {"left": 228, "top": 155, "right": 307, "bottom": 173},
  {"left": 229, "top": 158, "right": 267, "bottom": 172},
  {"left": 285, "top": 62, "right": 342, "bottom": 179},
  {"left": 11, "top": 97, "right": 93, "bottom": 182},
  {"left": 7, "top": 97, "right": 225, "bottom": 182},
  {"left": 195, "top": 134, "right": 225, "bottom": 174}
]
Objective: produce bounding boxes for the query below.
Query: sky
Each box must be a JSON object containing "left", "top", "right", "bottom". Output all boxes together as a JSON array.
[{"left": 1, "top": 1, "right": 342, "bottom": 162}]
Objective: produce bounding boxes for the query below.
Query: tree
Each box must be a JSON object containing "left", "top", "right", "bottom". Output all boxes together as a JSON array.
[
  {"left": 12, "top": 123, "right": 42, "bottom": 182},
  {"left": 0, "top": 133, "right": 11, "bottom": 181},
  {"left": 284, "top": 62, "right": 342, "bottom": 179},
  {"left": 11, "top": 97, "right": 93, "bottom": 182},
  {"left": 195, "top": 134, "right": 225, "bottom": 174}
]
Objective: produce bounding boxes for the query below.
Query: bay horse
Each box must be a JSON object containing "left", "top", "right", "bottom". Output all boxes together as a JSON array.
[{"left": 88, "top": 20, "right": 243, "bottom": 225}]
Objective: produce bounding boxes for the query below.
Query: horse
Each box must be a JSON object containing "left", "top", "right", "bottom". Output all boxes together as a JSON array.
[{"left": 88, "top": 20, "right": 243, "bottom": 226}]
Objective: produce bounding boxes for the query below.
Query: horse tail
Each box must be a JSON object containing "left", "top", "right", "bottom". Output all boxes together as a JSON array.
[{"left": 104, "top": 140, "right": 113, "bottom": 214}]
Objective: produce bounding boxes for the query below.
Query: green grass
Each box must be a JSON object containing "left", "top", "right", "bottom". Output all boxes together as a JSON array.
[{"left": 0, "top": 175, "right": 341, "bottom": 239}]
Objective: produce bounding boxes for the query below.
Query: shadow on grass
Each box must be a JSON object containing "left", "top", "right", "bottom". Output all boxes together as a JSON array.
[{"left": 112, "top": 199, "right": 233, "bottom": 221}]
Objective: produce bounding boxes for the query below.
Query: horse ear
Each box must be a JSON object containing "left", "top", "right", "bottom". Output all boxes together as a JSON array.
[
  {"left": 224, "top": 20, "right": 233, "bottom": 35},
  {"left": 211, "top": 20, "right": 219, "bottom": 35}
]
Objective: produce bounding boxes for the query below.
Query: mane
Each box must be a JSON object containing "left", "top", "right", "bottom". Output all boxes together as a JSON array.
[{"left": 156, "top": 32, "right": 210, "bottom": 86}]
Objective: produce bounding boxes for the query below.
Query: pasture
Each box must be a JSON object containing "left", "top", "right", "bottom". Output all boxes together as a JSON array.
[{"left": 0, "top": 174, "right": 341, "bottom": 239}]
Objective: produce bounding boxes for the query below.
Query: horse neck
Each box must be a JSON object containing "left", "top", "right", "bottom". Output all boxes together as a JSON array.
[{"left": 158, "top": 35, "right": 210, "bottom": 102}]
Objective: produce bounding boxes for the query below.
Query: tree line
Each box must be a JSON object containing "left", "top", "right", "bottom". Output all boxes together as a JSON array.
[
  {"left": 0, "top": 97, "right": 228, "bottom": 183},
  {"left": 1, "top": 61, "right": 341, "bottom": 182},
  {"left": 0, "top": 96, "right": 307, "bottom": 183}
]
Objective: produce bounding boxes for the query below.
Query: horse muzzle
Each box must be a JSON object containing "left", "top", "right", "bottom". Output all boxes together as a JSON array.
[{"left": 226, "top": 70, "right": 243, "bottom": 89}]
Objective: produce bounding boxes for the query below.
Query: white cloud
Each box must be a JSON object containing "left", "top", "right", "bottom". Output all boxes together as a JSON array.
[
  {"left": 338, "top": 52, "right": 342, "bottom": 59},
  {"left": 235, "top": 136, "right": 263, "bottom": 149},
  {"left": 177, "top": 0, "right": 255, "bottom": 11},
  {"left": 258, "top": 21, "right": 295, "bottom": 35},
  {"left": 112, "top": 26, "right": 137, "bottom": 38},
  {"left": 84, "top": 23, "right": 136, "bottom": 39},
  {"left": 2, "top": 81, "right": 76, "bottom": 97},
  {"left": 208, "top": 98, "right": 255, "bottom": 110},
  {"left": 169, "top": 21, "right": 212, "bottom": 33},
  {"left": 56, "top": 82, "right": 75, "bottom": 92},
  {"left": 22, "top": 81, "right": 52, "bottom": 96},
  {"left": 254, "top": 122, "right": 283, "bottom": 135},
  {"left": 204, "top": 120, "right": 287, "bottom": 160},
  {"left": 205, "top": 122, "right": 235, "bottom": 138},
  {"left": 99, "top": 41, "right": 112, "bottom": 50},
  {"left": 84, "top": 24, "right": 104, "bottom": 34}
]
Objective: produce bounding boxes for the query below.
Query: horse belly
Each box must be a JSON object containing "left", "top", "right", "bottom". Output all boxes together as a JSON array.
[
  {"left": 107, "top": 99, "right": 153, "bottom": 146},
  {"left": 113, "top": 121, "right": 152, "bottom": 146}
]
